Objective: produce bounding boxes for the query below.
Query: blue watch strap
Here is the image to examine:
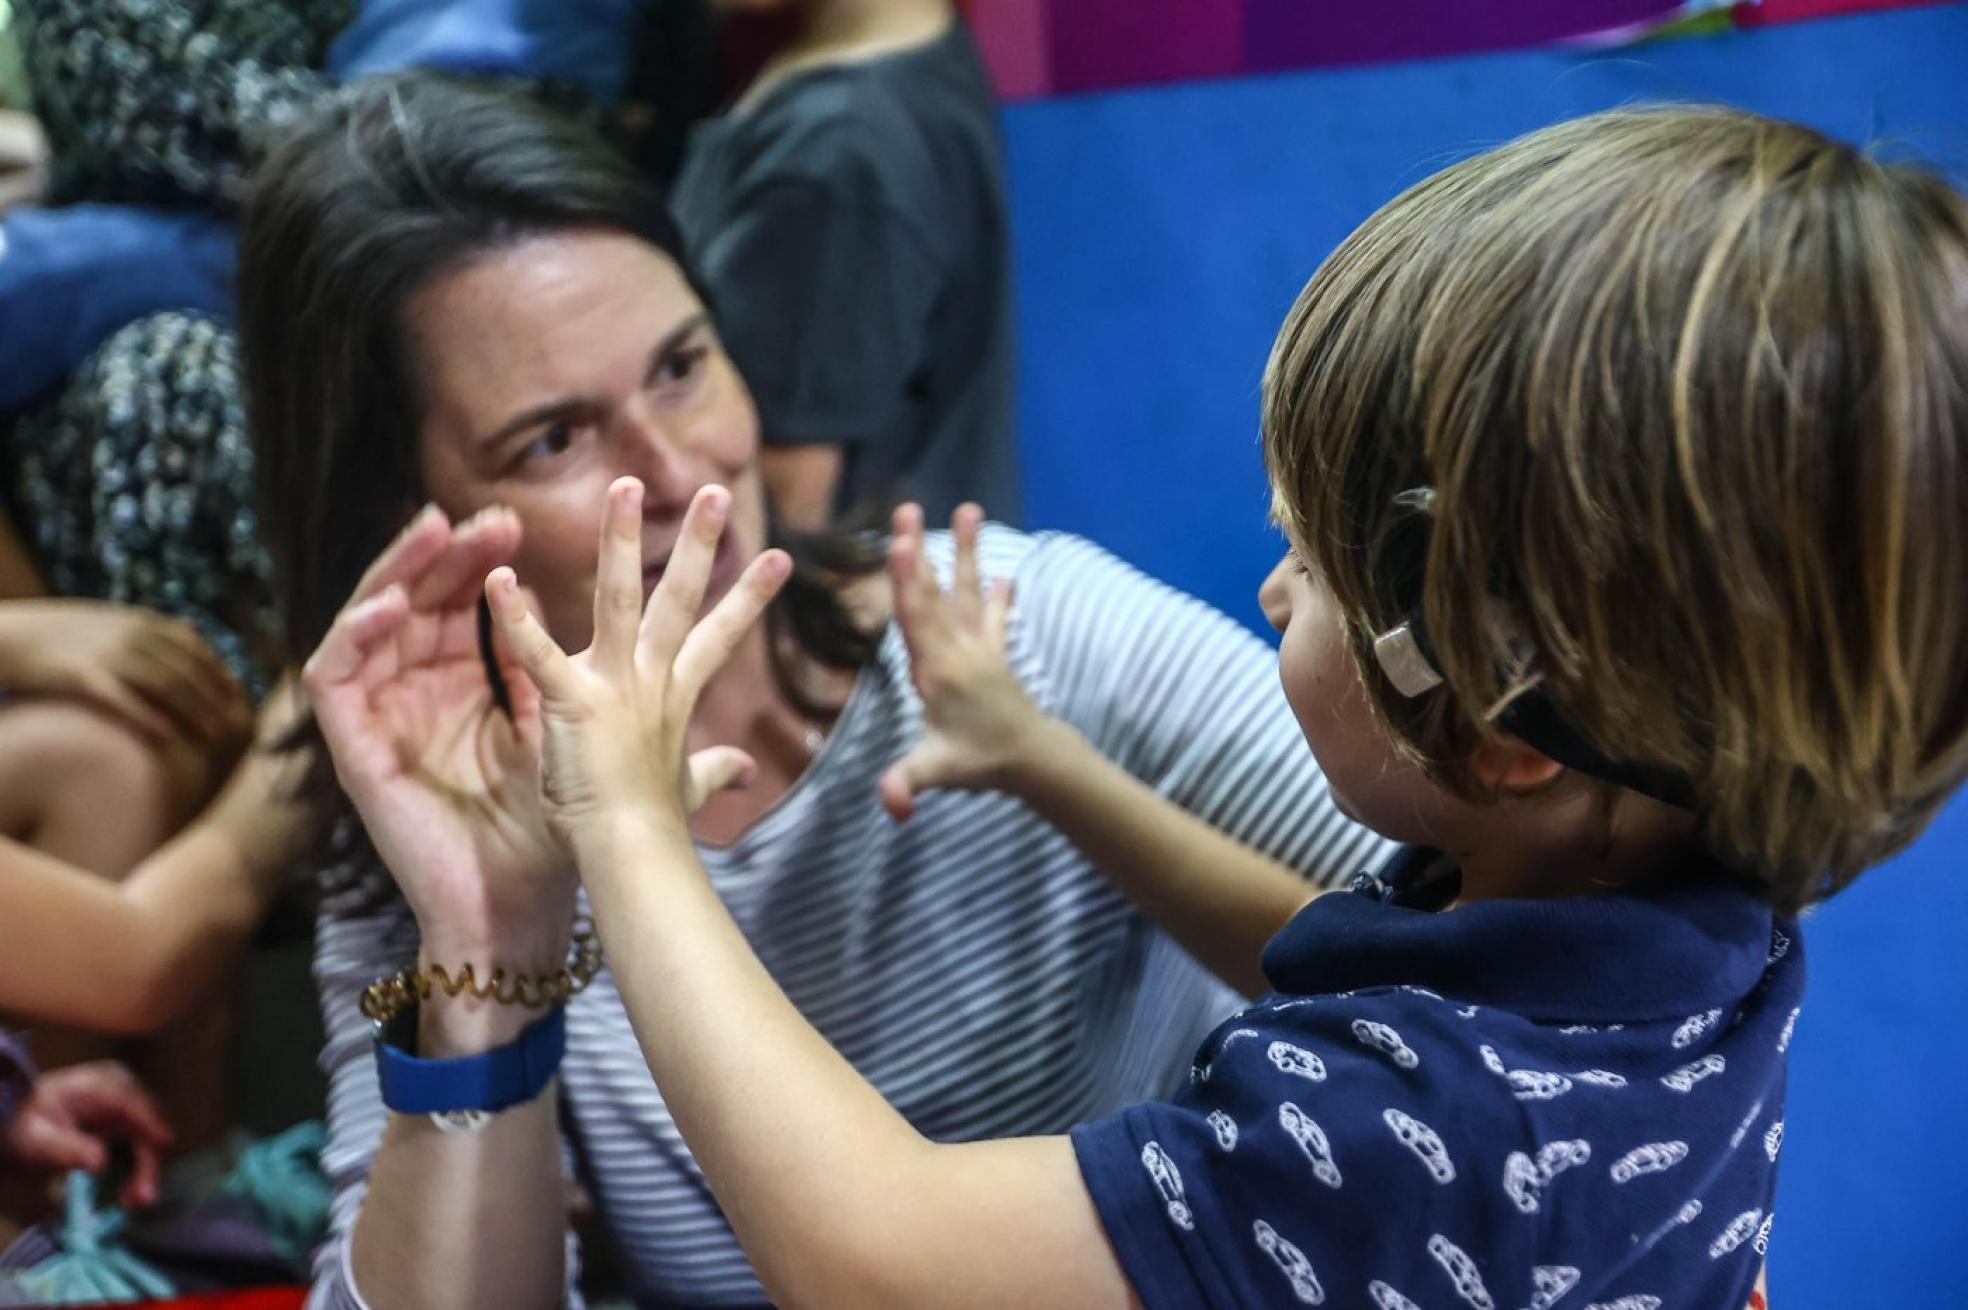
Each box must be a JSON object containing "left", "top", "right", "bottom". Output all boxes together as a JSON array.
[{"left": 374, "top": 1005, "right": 566, "bottom": 1116}]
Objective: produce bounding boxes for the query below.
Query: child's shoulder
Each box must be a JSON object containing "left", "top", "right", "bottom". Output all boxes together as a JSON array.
[{"left": 1072, "top": 975, "right": 1796, "bottom": 1309}]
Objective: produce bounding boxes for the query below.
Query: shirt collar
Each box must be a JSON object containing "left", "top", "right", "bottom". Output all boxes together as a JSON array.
[{"left": 1261, "top": 846, "right": 1783, "bottom": 1023}]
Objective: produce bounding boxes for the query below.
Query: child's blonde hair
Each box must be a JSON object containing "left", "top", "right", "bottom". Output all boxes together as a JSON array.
[{"left": 1264, "top": 106, "right": 1968, "bottom": 911}]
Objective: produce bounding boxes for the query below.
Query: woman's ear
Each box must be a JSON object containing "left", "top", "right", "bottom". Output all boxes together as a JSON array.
[{"left": 1466, "top": 733, "right": 1566, "bottom": 793}]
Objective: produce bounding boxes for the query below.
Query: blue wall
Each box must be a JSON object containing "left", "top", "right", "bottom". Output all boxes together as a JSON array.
[{"left": 1003, "top": 6, "right": 1968, "bottom": 1303}]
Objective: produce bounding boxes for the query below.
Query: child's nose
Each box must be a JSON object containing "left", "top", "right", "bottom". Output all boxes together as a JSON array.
[{"left": 1258, "top": 560, "right": 1294, "bottom": 633}]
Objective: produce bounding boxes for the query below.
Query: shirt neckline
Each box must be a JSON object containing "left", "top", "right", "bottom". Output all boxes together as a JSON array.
[{"left": 1262, "top": 844, "right": 1782, "bottom": 1023}]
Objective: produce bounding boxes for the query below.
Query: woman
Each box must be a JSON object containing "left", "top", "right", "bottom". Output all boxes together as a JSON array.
[{"left": 241, "top": 76, "right": 1383, "bottom": 1308}]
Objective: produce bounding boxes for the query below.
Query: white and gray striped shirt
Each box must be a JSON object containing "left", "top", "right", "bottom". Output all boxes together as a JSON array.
[{"left": 308, "top": 528, "right": 1390, "bottom": 1308}]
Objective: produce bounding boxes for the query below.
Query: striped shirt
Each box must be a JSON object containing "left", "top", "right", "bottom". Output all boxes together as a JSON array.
[{"left": 308, "top": 528, "right": 1391, "bottom": 1308}]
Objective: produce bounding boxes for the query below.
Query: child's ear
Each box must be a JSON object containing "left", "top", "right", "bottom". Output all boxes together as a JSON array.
[{"left": 1466, "top": 734, "right": 1566, "bottom": 793}]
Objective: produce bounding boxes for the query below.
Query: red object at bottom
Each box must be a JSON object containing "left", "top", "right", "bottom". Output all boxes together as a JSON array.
[{"left": 128, "top": 1291, "right": 305, "bottom": 1310}]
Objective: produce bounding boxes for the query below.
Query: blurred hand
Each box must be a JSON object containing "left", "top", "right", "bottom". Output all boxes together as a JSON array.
[
  {"left": 2, "top": 1061, "right": 172, "bottom": 1209},
  {"left": 877, "top": 503, "right": 1046, "bottom": 822},
  {"left": 0, "top": 599, "right": 250, "bottom": 752}
]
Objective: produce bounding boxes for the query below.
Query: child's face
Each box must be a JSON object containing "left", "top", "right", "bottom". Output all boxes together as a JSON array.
[{"left": 1259, "top": 540, "right": 1464, "bottom": 846}]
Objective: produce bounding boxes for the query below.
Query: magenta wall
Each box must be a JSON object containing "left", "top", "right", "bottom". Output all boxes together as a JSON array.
[{"left": 971, "top": 0, "right": 1949, "bottom": 99}]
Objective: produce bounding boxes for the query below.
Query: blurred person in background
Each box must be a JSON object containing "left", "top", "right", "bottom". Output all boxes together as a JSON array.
[{"left": 672, "top": 0, "right": 1017, "bottom": 531}]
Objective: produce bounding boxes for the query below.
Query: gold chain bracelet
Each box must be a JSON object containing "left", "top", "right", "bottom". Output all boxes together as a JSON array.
[{"left": 360, "top": 919, "right": 605, "bottom": 1024}]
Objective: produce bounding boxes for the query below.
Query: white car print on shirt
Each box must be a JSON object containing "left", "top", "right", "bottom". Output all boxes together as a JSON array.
[
  {"left": 1525, "top": 1265, "right": 1581, "bottom": 1310},
  {"left": 1279, "top": 1102, "right": 1343, "bottom": 1189},
  {"left": 1254, "top": 1219, "right": 1325, "bottom": 1304},
  {"left": 1764, "top": 1120, "right": 1784, "bottom": 1162},
  {"left": 1503, "top": 1139, "right": 1592, "bottom": 1214},
  {"left": 1709, "top": 1208, "right": 1764, "bottom": 1258},
  {"left": 1610, "top": 1140, "right": 1690, "bottom": 1184},
  {"left": 1584, "top": 1298, "right": 1662, "bottom": 1310},
  {"left": 1352, "top": 1019, "right": 1421, "bottom": 1070},
  {"left": 1479, "top": 1045, "right": 1573, "bottom": 1100},
  {"left": 1384, "top": 1108, "right": 1456, "bottom": 1184},
  {"left": 1268, "top": 1040, "right": 1329, "bottom": 1082},
  {"left": 1369, "top": 1281, "right": 1424, "bottom": 1310},
  {"left": 1661, "top": 1053, "right": 1725, "bottom": 1092},
  {"left": 1208, "top": 1109, "right": 1239, "bottom": 1152},
  {"left": 1139, "top": 1141, "right": 1193, "bottom": 1231},
  {"left": 1427, "top": 1234, "right": 1496, "bottom": 1310},
  {"left": 1672, "top": 1008, "right": 1724, "bottom": 1049}
]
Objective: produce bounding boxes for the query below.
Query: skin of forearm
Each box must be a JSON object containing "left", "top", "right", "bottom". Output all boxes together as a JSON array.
[
  {"left": 996, "top": 718, "right": 1317, "bottom": 997},
  {"left": 0, "top": 814, "right": 269, "bottom": 1033},
  {"left": 348, "top": 921, "right": 575, "bottom": 1310}
]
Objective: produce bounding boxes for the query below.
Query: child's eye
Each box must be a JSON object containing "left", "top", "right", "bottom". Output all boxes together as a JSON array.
[{"left": 1284, "top": 550, "right": 1310, "bottom": 577}]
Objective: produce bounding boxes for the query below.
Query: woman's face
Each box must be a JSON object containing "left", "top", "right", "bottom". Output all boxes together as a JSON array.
[{"left": 406, "top": 230, "right": 767, "bottom": 648}]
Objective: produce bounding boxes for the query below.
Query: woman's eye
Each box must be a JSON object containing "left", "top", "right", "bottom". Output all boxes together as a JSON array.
[
  {"left": 652, "top": 346, "right": 709, "bottom": 389},
  {"left": 519, "top": 422, "right": 577, "bottom": 464}
]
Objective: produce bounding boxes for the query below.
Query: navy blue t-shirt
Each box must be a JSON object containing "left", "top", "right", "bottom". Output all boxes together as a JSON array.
[{"left": 1072, "top": 849, "right": 1804, "bottom": 1310}]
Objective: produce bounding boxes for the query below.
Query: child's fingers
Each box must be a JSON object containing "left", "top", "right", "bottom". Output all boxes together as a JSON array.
[
  {"left": 123, "top": 1142, "right": 164, "bottom": 1210},
  {"left": 642, "top": 486, "right": 731, "bottom": 662},
  {"left": 671, "top": 550, "right": 792, "bottom": 702},
  {"left": 486, "top": 567, "right": 579, "bottom": 703},
  {"left": 10, "top": 1114, "right": 106, "bottom": 1175},
  {"left": 592, "top": 479, "right": 646, "bottom": 677}
]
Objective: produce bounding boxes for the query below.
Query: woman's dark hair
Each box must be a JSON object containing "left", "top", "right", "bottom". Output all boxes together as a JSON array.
[{"left": 241, "top": 73, "right": 884, "bottom": 800}]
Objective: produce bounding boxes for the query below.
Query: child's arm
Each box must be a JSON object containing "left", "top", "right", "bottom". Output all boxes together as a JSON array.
[
  {"left": 0, "top": 684, "right": 317, "bottom": 1034},
  {"left": 486, "top": 480, "right": 1144, "bottom": 1310},
  {"left": 878, "top": 504, "right": 1324, "bottom": 997}
]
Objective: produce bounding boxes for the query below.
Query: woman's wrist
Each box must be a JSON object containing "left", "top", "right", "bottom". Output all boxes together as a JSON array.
[{"left": 410, "top": 912, "right": 579, "bottom": 1058}]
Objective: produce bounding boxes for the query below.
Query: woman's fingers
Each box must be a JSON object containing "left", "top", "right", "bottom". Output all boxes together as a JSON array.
[
  {"left": 349, "top": 503, "right": 449, "bottom": 606},
  {"left": 888, "top": 503, "right": 945, "bottom": 644},
  {"left": 409, "top": 506, "right": 522, "bottom": 610},
  {"left": 671, "top": 550, "right": 792, "bottom": 703},
  {"left": 304, "top": 585, "right": 411, "bottom": 691},
  {"left": 986, "top": 578, "right": 1015, "bottom": 646},
  {"left": 641, "top": 485, "right": 731, "bottom": 661},
  {"left": 592, "top": 479, "right": 646, "bottom": 677},
  {"left": 951, "top": 502, "right": 985, "bottom": 619},
  {"left": 682, "top": 745, "right": 759, "bottom": 814},
  {"left": 487, "top": 566, "right": 579, "bottom": 704}
]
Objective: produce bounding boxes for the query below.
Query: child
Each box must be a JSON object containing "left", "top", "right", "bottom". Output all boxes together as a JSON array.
[{"left": 314, "top": 105, "right": 1964, "bottom": 1307}]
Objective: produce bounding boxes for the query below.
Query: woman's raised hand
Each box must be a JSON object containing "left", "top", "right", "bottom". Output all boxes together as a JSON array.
[
  {"left": 878, "top": 503, "right": 1047, "bottom": 822},
  {"left": 302, "top": 504, "right": 566, "bottom": 947},
  {"left": 486, "top": 479, "right": 790, "bottom": 849}
]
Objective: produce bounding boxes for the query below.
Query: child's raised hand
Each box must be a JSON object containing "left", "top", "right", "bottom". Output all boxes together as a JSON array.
[
  {"left": 486, "top": 479, "right": 791, "bottom": 846},
  {"left": 878, "top": 503, "right": 1048, "bottom": 822}
]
